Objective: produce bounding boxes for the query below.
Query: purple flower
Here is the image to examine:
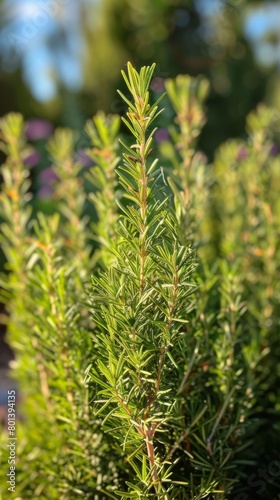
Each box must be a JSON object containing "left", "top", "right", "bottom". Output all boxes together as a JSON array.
[
  {"left": 236, "top": 146, "right": 248, "bottom": 161},
  {"left": 37, "top": 186, "right": 53, "bottom": 200},
  {"left": 155, "top": 128, "right": 170, "bottom": 143},
  {"left": 25, "top": 119, "right": 53, "bottom": 141},
  {"left": 269, "top": 143, "right": 279, "bottom": 157},
  {"left": 75, "top": 149, "right": 94, "bottom": 167},
  {"left": 150, "top": 77, "right": 165, "bottom": 93},
  {"left": 39, "top": 167, "right": 58, "bottom": 185},
  {"left": 24, "top": 150, "right": 41, "bottom": 168}
]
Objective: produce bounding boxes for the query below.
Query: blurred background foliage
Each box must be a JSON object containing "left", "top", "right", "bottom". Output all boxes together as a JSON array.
[{"left": 0, "top": 0, "right": 280, "bottom": 160}]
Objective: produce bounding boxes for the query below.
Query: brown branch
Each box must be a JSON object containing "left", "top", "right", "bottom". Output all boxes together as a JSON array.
[
  {"left": 145, "top": 422, "right": 159, "bottom": 483},
  {"left": 116, "top": 391, "right": 145, "bottom": 437},
  {"left": 117, "top": 390, "right": 160, "bottom": 482}
]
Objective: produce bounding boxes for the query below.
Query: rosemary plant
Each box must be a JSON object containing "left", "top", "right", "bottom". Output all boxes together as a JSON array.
[
  {"left": 0, "top": 115, "right": 116, "bottom": 498},
  {"left": 211, "top": 105, "right": 280, "bottom": 496},
  {"left": 161, "top": 75, "right": 210, "bottom": 249},
  {"left": 47, "top": 128, "right": 90, "bottom": 266},
  {"left": 89, "top": 63, "right": 199, "bottom": 498},
  {"left": 0, "top": 113, "right": 32, "bottom": 299},
  {"left": 85, "top": 111, "right": 121, "bottom": 267}
]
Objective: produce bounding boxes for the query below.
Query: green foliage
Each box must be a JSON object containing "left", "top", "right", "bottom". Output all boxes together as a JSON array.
[
  {"left": 47, "top": 128, "right": 91, "bottom": 270},
  {"left": 0, "top": 115, "right": 116, "bottom": 498},
  {"left": 0, "top": 63, "right": 279, "bottom": 499},
  {"left": 90, "top": 63, "right": 199, "bottom": 498},
  {"left": 85, "top": 111, "right": 121, "bottom": 267},
  {"left": 162, "top": 74, "right": 210, "bottom": 248}
]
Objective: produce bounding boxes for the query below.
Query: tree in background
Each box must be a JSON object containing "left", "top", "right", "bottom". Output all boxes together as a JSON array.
[{"left": 0, "top": 0, "right": 279, "bottom": 157}]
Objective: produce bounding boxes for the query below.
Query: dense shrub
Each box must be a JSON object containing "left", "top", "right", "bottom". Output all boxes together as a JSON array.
[{"left": 0, "top": 63, "right": 279, "bottom": 499}]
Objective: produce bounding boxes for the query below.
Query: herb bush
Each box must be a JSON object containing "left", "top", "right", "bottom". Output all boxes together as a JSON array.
[{"left": 0, "top": 63, "right": 279, "bottom": 499}]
